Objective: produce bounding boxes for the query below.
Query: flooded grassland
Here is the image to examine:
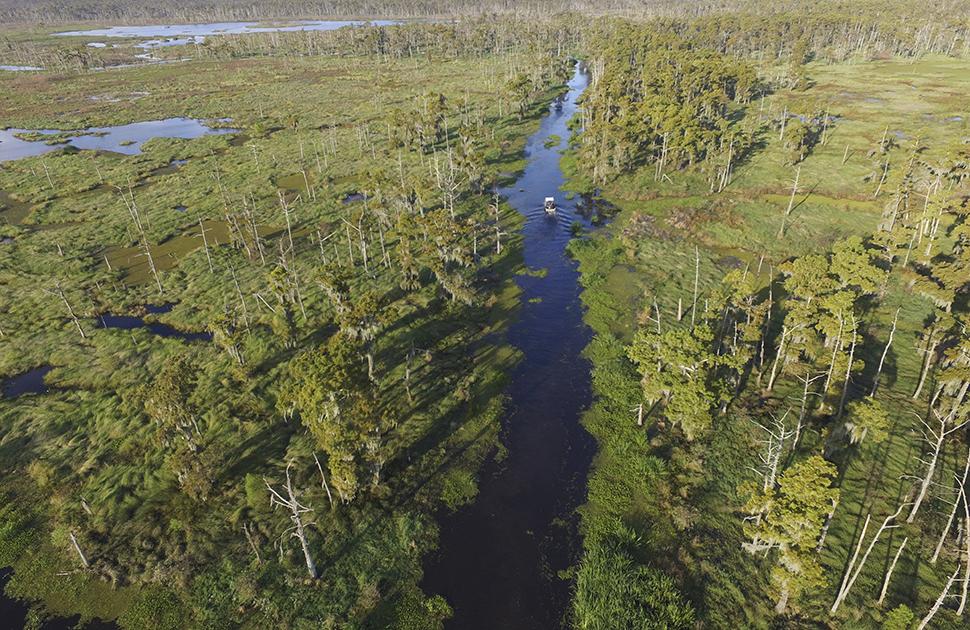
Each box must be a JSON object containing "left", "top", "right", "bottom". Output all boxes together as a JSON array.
[{"left": 0, "top": 40, "right": 569, "bottom": 628}]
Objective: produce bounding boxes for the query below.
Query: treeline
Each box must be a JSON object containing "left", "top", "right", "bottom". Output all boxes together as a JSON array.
[
  {"left": 0, "top": 0, "right": 736, "bottom": 25},
  {"left": 189, "top": 17, "right": 586, "bottom": 61},
  {"left": 663, "top": 6, "right": 970, "bottom": 63}
]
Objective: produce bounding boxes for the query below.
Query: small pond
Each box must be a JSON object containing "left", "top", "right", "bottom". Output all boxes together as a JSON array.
[
  {"left": 0, "top": 118, "right": 238, "bottom": 163},
  {"left": 1, "top": 568, "right": 118, "bottom": 630},
  {"left": 97, "top": 303, "right": 212, "bottom": 342},
  {"left": 1, "top": 365, "right": 51, "bottom": 398}
]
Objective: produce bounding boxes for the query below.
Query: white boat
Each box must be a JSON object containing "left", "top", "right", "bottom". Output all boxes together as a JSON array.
[{"left": 544, "top": 196, "right": 556, "bottom": 214}]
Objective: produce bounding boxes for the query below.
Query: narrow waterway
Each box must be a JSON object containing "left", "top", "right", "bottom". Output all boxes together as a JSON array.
[{"left": 421, "top": 64, "right": 596, "bottom": 629}]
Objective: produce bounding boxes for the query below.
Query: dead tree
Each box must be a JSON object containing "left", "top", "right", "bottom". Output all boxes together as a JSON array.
[
  {"left": 750, "top": 409, "right": 794, "bottom": 493},
  {"left": 48, "top": 283, "right": 85, "bottom": 339},
  {"left": 778, "top": 166, "right": 800, "bottom": 238},
  {"left": 816, "top": 495, "right": 840, "bottom": 553},
  {"left": 198, "top": 218, "right": 214, "bottom": 273},
  {"left": 690, "top": 246, "right": 700, "bottom": 329},
  {"left": 265, "top": 464, "right": 317, "bottom": 579},
  {"left": 959, "top": 492, "right": 970, "bottom": 615},
  {"left": 793, "top": 371, "right": 824, "bottom": 450},
  {"left": 917, "top": 564, "right": 960, "bottom": 630},
  {"left": 836, "top": 320, "right": 859, "bottom": 419},
  {"left": 242, "top": 522, "right": 262, "bottom": 564},
  {"left": 871, "top": 307, "right": 901, "bottom": 396},
  {"left": 914, "top": 327, "right": 941, "bottom": 399},
  {"left": 931, "top": 447, "right": 970, "bottom": 563},
  {"left": 878, "top": 536, "right": 908, "bottom": 605},
  {"left": 312, "top": 453, "right": 335, "bottom": 510},
  {"left": 69, "top": 531, "right": 89, "bottom": 568},
  {"left": 831, "top": 502, "right": 907, "bottom": 614},
  {"left": 908, "top": 411, "right": 970, "bottom": 523}
]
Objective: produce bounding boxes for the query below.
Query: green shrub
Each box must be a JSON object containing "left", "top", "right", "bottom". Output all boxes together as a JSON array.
[
  {"left": 118, "top": 588, "right": 184, "bottom": 630},
  {"left": 440, "top": 469, "right": 478, "bottom": 511}
]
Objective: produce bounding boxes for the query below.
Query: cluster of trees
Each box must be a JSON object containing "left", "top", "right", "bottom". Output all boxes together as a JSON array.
[
  {"left": 190, "top": 17, "right": 584, "bottom": 62},
  {"left": 0, "top": 0, "right": 723, "bottom": 24},
  {"left": 578, "top": 25, "right": 757, "bottom": 184},
  {"left": 618, "top": 165, "right": 970, "bottom": 622},
  {"left": 665, "top": 5, "right": 970, "bottom": 63},
  {"left": 620, "top": 222, "right": 969, "bottom": 620}
]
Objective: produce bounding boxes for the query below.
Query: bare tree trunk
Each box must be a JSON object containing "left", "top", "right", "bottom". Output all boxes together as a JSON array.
[
  {"left": 199, "top": 218, "right": 214, "bottom": 273},
  {"left": 823, "top": 316, "right": 846, "bottom": 396},
  {"left": 816, "top": 499, "right": 839, "bottom": 552},
  {"left": 871, "top": 308, "right": 900, "bottom": 396},
  {"left": 313, "top": 453, "right": 334, "bottom": 510},
  {"left": 266, "top": 464, "right": 317, "bottom": 579},
  {"left": 228, "top": 264, "right": 250, "bottom": 330},
  {"left": 775, "top": 584, "right": 790, "bottom": 614},
  {"left": 873, "top": 160, "right": 890, "bottom": 199},
  {"left": 778, "top": 166, "right": 800, "bottom": 238},
  {"left": 796, "top": 372, "right": 823, "bottom": 450},
  {"left": 914, "top": 334, "right": 939, "bottom": 399},
  {"left": 51, "top": 284, "right": 86, "bottom": 339},
  {"left": 878, "top": 536, "right": 907, "bottom": 605},
  {"left": 931, "top": 448, "right": 970, "bottom": 563},
  {"left": 766, "top": 325, "right": 791, "bottom": 392},
  {"left": 909, "top": 412, "right": 970, "bottom": 523},
  {"left": 69, "top": 531, "right": 89, "bottom": 568},
  {"left": 690, "top": 246, "right": 700, "bottom": 329},
  {"left": 832, "top": 513, "right": 870, "bottom": 614},
  {"left": 279, "top": 191, "right": 295, "bottom": 253},
  {"left": 959, "top": 494, "right": 970, "bottom": 615},
  {"left": 832, "top": 503, "right": 906, "bottom": 613},
  {"left": 837, "top": 322, "right": 858, "bottom": 419},
  {"left": 141, "top": 240, "right": 163, "bottom": 296},
  {"left": 917, "top": 564, "right": 960, "bottom": 630},
  {"left": 243, "top": 522, "right": 262, "bottom": 564}
]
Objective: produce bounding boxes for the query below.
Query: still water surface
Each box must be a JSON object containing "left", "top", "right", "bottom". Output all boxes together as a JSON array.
[
  {"left": 56, "top": 20, "right": 400, "bottom": 41},
  {"left": 0, "top": 118, "right": 237, "bottom": 163}
]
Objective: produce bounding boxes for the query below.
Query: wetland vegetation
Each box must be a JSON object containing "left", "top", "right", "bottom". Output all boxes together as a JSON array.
[{"left": 2, "top": 1, "right": 970, "bottom": 629}]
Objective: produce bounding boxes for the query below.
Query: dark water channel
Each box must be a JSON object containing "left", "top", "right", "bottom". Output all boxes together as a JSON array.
[{"left": 421, "top": 65, "right": 596, "bottom": 629}]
